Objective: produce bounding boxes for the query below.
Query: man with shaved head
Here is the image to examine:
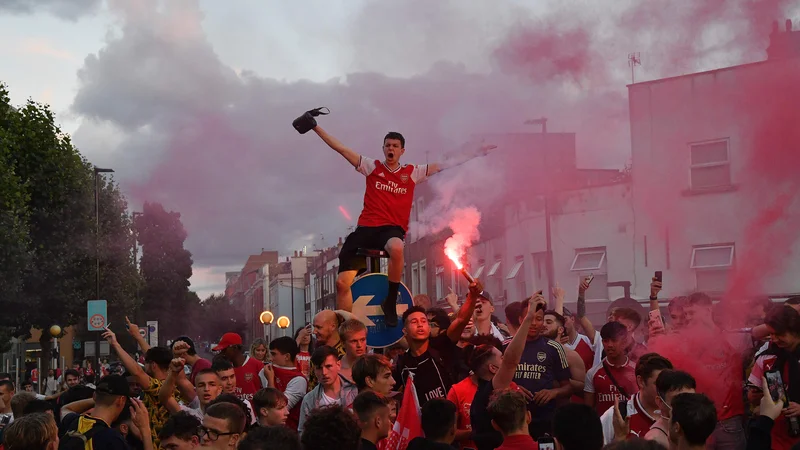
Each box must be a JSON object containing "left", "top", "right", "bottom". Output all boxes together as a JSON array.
[{"left": 308, "top": 310, "right": 347, "bottom": 391}]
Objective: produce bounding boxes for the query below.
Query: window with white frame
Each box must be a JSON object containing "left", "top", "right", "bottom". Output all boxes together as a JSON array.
[
  {"left": 506, "top": 255, "right": 526, "bottom": 300},
  {"left": 690, "top": 139, "right": 731, "bottom": 190},
  {"left": 691, "top": 244, "right": 735, "bottom": 293},
  {"left": 411, "top": 263, "right": 420, "bottom": 295},
  {"left": 435, "top": 265, "right": 445, "bottom": 300},
  {"left": 487, "top": 259, "right": 502, "bottom": 277},
  {"left": 472, "top": 259, "right": 486, "bottom": 280},
  {"left": 570, "top": 247, "right": 608, "bottom": 300},
  {"left": 419, "top": 260, "right": 428, "bottom": 295}
]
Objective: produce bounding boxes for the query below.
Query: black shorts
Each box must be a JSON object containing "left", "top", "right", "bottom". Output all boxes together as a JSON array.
[{"left": 338, "top": 225, "right": 405, "bottom": 274}]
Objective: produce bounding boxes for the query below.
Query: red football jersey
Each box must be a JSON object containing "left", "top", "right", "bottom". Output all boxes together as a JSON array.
[
  {"left": 585, "top": 358, "right": 638, "bottom": 414},
  {"left": 234, "top": 356, "right": 264, "bottom": 402},
  {"left": 600, "top": 393, "right": 656, "bottom": 443},
  {"left": 272, "top": 365, "right": 306, "bottom": 431},
  {"left": 356, "top": 157, "right": 428, "bottom": 231}
]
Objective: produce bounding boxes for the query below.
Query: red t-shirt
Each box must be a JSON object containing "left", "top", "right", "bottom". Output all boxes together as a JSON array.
[
  {"left": 565, "top": 334, "right": 595, "bottom": 376},
  {"left": 272, "top": 365, "right": 306, "bottom": 431},
  {"left": 356, "top": 157, "right": 428, "bottom": 231},
  {"left": 585, "top": 358, "right": 638, "bottom": 414},
  {"left": 234, "top": 357, "right": 264, "bottom": 402},
  {"left": 496, "top": 434, "right": 537, "bottom": 450},
  {"left": 295, "top": 351, "right": 311, "bottom": 379},
  {"left": 447, "top": 377, "right": 478, "bottom": 450},
  {"left": 601, "top": 393, "right": 657, "bottom": 442}
]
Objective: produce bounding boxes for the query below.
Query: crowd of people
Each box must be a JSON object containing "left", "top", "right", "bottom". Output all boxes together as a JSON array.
[{"left": 0, "top": 276, "right": 798, "bottom": 450}]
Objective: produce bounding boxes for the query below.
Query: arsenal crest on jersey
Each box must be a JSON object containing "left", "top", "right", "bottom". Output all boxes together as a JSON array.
[
  {"left": 537, "top": 352, "right": 547, "bottom": 362},
  {"left": 400, "top": 173, "right": 409, "bottom": 183},
  {"left": 245, "top": 373, "right": 253, "bottom": 382}
]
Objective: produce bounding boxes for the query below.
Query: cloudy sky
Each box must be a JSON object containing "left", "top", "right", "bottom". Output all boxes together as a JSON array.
[{"left": 1, "top": 0, "right": 794, "bottom": 299}]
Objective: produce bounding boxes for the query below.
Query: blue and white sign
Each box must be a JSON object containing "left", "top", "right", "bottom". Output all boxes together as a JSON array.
[
  {"left": 350, "top": 273, "right": 413, "bottom": 348},
  {"left": 87, "top": 300, "right": 108, "bottom": 331}
]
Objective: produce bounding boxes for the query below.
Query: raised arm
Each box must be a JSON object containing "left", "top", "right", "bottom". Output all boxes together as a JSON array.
[
  {"left": 446, "top": 281, "right": 481, "bottom": 343},
  {"left": 577, "top": 278, "right": 597, "bottom": 342},
  {"left": 103, "top": 328, "right": 151, "bottom": 389},
  {"left": 159, "top": 358, "right": 191, "bottom": 415},
  {"left": 428, "top": 143, "right": 497, "bottom": 175},
  {"left": 313, "top": 126, "right": 361, "bottom": 168},
  {"left": 125, "top": 316, "right": 150, "bottom": 353},
  {"left": 493, "top": 294, "right": 543, "bottom": 390}
]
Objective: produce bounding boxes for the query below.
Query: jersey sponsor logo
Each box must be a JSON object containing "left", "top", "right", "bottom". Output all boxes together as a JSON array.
[
  {"left": 400, "top": 173, "right": 409, "bottom": 183},
  {"left": 374, "top": 180, "right": 409, "bottom": 195},
  {"left": 537, "top": 352, "right": 547, "bottom": 362},
  {"left": 515, "top": 362, "right": 549, "bottom": 380}
]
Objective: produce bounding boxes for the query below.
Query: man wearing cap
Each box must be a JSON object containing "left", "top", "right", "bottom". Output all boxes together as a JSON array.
[
  {"left": 172, "top": 336, "right": 212, "bottom": 385},
  {"left": 213, "top": 333, "right": 263, "bottom": 402},
  {"left": 472, "top": 291, "right": 505, "bottom": 341},
  {"left": 60, "top": 375, "right": 153, "bottom": 450}
]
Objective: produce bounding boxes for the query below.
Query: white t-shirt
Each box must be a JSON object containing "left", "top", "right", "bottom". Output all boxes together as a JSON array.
[{"left": 320, "top": 393, "right": 338, "bottom": 407}]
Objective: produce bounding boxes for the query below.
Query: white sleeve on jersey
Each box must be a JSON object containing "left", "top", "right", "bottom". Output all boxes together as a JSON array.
[
  {"left": 593, "top": 334, "right": 604, "bottom": 368},
  {"left": 584, "top": 364, "right": 601, "bottom": 393},
  {"left": 410, "top": 164, "right": 429, "bottom": 183},
  {"left": 356, "top": 156, "right": 377, "bottom": 176}
]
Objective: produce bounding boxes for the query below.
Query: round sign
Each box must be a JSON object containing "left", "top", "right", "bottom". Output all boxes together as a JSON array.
[
  {"left": 73, "top": 341, "right": 81, "bottom": 349},
  {"left": 138, "top": 329, "right": 147, "bottom": 337},
  {"left": 89, "top": 314, "right": 105, "bottom": 329},
  {"left": 350, "top": 273, "right": 413, "bottom": 348}
]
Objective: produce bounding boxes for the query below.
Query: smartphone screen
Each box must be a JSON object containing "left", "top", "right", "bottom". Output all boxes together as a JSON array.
[
  {"left": 766, "top": 371, "right": 788, "bottom": 403},
  {"left": 655, "top": 271, "right": 663, "bottom": 282},
  {"left": 538, "top": 436, "right": 555, "bottom": 450}
]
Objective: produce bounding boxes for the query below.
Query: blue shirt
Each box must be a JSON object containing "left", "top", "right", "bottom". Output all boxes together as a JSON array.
[{"left": 513, "top": 337, "right": 571, "bottom": 421}]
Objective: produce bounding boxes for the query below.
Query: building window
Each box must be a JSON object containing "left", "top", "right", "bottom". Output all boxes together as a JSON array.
[
  {"left": 570, "top": 247, "right": 608, "bottom": 300},
  {"left": 411, "top": 263, "right": 420, "bottom": 295},
  {"left": 487, "top": 259, "right": 502, "bottom": 277},
  {"left": 505, "top": 256, "right": 526, "bottom": 300},
  {"left": 419, "top": 260, "right": 428, "bottom": 295},
  {"left": 689, "top": 139, "right": 731, "bottom": 190},
  {"left": 691, "top": 244, "right": 734, "bottom": 293},
  {"left": 472, "top": 259, "right": 486, "bottom": 279},
  {"left": 435, "top": 265, "right": 445, "bottom": 300}
]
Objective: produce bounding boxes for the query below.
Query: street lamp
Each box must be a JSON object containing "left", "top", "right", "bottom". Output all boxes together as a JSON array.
[
  {"left": 277, "top": 316, "right": 290, "bottom": 336},
  {"left": 93, "top": 167, "right": 114, "bottom": 370},
  {"left": 259, "top": 311, "right": 274, "bottom": 325}
]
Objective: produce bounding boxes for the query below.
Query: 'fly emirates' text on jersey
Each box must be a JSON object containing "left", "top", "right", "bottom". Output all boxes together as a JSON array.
[
  {"left": 356, "top": 157, "right": 428, "bottom": 231},
  {"left": 585, "top": 358, "right": 638, "bottom": 414},
  {"left": 234, "top": 356, "right": 264, "bottom": 402}
]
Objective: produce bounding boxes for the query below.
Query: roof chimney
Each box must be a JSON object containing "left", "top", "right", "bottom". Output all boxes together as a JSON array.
[
  {"left": 767, "top": 19, "right": 800, "bottom": 60},
  {"left": 293, "top": 250, "right": 298, "bottom": 257}
]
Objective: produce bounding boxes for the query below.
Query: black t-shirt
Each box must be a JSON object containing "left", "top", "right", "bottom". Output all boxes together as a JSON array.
[
  {"left": 394, "top": 334, "right": 458, "bottom": 406},
  {"left": 360, "top": 438, "right": 379, "bottom": 450},
  {"left": 469, "top": 379, "right": 503, "bottom": 450},
  {"left": 59, "top": 413, "right": 130, "bottom": 450}
]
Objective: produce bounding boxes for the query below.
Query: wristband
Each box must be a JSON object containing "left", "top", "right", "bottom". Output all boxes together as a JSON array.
[{"left": 649, "top": 296, "right": 658, "bottom": 301}]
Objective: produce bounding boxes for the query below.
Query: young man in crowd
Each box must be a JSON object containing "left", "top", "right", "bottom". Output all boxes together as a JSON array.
[
  {"left": 553, "top": 282, "right": 596, "bottom": 372},
  {"left": 585, "top": 322, "right": 638, "bottom": 414},
  {"left": 312, "top": 124, "right": 492, "bottom": 325},
  {"left": 198, "top": 402, "right": 245, "bottom": 450},
  {"left": 103, "top": 326, "right": 172, "bottom": 447},
  {"left": 394, "top": 280, "right": 478, "bottom": 407},
  {"left": 668, "top": 393, "right": 718, "bottom": 450},
  {"left": 407, "top": 398, "right": 459, "bottom": 450},
  {"left": 297, "top": 346, "right": 358, "bottom": 435},
  {"left": 552, "top": 403, "right": 604, "bottom": 450},
  {"left": 308, "top": 310, "right": 346, "bottom": 390},
  {"left": 488, "top": 390, "right": 536, "bottom": 450},
  {"left": 300, "top": 404, "right": 362, "bottom": 450},
  {"left": 159, "top": 363, "right": 222, "bottom": 421},
  {"left": 353, "top": 391, "right": 393, "bottom": 450},
  {"left": 338, "top": 319, "right": 368, "bottom": 382},
  {"left": 5, "top": 412, "right": 59, "bottom": 450},
  {"left": 158, "top": 411, "right": 202, "bottom": 450},
  {"left": 251, "top": 388, "right": 289, "bottom": 427},
  {"left": 644, "top": 370, "right": 696, "bottom": 447},
  {"left": 211, "top": 360, "right": 237, "bottom": 396},
  {"left": 512, "top": 294, "right": 572, "bottom": 439},
  {"left": 425, "top": 308, "right": 451, "bottom": 339},
  {"left": 212, "top": 333, "right": 263, "bottom": 402},
  {"left": 600, "top": 353, "right": 673, "bottom": 444},
  {"left": 262, "top": 336, "right": 307, "bottom": 430},
  {"left": 0, "top": 380, "right": 14, "bottom": 420},
  {"left": 541, "top": 309, "right": 587, "bottom": 400},
  {"left": 353, "top": 354, "right": 396, "bottom": 395},
  {"left": 172, "top": 337, "right": 212, "bottom": 385},
  {"left": 747, "top": 304, "right": 800, "bottom": 450},
  {"left": 473, "top": 292, "right": 505, "bottom": 341}
]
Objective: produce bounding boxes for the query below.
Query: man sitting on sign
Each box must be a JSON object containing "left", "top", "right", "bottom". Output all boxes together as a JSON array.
[{"left": 310, "top": 121, "right": 496, "bottom": 326}]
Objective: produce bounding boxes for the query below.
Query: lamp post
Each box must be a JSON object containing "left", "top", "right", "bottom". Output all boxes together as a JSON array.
[
  {"left": 94, "top": 167, "right": 114, "bottom": 371},
  {"left": 276, "top": 316, "right": 290, "bottom": 337},
  {"left": 523, "top": 118, "right": 555, "bottom": 299}
]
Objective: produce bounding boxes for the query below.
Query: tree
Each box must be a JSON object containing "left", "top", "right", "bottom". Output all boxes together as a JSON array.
[
  {"left": 136, "top": 201, "right": 194, "bottom": 341},
  {"left": 0, "top": 82, "right": 141, "bottom": 376},
  {"left": 198, "top": 294, "right": 246, "bottom": 342}
]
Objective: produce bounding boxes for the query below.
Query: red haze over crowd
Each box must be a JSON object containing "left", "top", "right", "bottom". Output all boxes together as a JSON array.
[{"left": 62, "top": 0, "right": 800, "bottom": 299}]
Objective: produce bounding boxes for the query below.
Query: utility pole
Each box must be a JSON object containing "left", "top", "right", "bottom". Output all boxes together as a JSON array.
[
  {"left": 523, "top": 118, "right": 555, "bottom": 299},
  {"left": 94, "top": 167, "right": 114, "bottom": 371},
  {"left": 628, "top": 52, "right": 641, "bottom": 84}
]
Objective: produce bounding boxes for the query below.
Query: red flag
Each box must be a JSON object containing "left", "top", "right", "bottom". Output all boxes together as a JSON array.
[{"left": 383, "top": 373, "right": 422, "bottom": 450}]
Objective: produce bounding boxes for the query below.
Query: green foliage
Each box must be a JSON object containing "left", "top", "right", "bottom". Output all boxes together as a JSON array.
[
  {"left": 198, "top": 294, "right": 246, "bottom": 341},
  {"left": 136, "top": 201, "right": 194, "bottom": 340}
]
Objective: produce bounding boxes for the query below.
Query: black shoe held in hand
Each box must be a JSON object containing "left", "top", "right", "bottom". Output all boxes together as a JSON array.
[{"left": 292, "top": 107, "right": 330, "bottom": 134}]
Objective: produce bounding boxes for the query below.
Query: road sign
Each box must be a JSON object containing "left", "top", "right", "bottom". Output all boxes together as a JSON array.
[
  {"left": 87, "top": 300, "right": 108, "bottom": 331},
  {"left": 147, "top": 321, "right": 159, "bottom": 347},
  {"left": 350, "top": 273, "right": 412, "bottom": 348}
]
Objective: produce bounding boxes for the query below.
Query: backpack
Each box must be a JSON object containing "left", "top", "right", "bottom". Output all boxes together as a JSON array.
[{"left": 58, "top": 416, "right": 105, "bottom": 450}]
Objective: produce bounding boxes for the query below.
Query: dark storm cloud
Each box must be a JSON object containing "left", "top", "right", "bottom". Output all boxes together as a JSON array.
[
  {"left": 0, "top": 0, "right": 101, "bottom": 20},
  {"left": 69, "top": 0, "right": 782, "bottom": 269}
]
